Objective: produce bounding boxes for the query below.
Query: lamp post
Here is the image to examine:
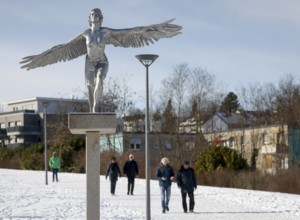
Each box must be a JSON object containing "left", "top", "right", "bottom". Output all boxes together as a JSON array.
[
  {"left": 135, "top": 54, "right": 158, "bottom": 220},
  {"left": 42, "top": 102, "right": 49, "bottom": 185}
]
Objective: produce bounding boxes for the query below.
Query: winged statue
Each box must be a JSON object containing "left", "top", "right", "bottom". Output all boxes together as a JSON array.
[{"left": 20, "top": 8, "right": 182, "bottom": 112}]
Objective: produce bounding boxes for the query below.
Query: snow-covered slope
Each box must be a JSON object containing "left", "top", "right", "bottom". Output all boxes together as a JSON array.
[{"left": 1, "top": 169, "right": 300, "bottom": 220}]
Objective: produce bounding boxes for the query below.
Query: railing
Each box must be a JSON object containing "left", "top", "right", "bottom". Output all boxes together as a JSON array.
[
  {"left": 6, "top": 126, "right": 42, "bottom": 135},
  {"left": 6, "top": 142, "right": 34, "bottom": 148}
]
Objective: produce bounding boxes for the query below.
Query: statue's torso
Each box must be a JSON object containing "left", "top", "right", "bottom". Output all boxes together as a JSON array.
[{"left": 84, "top": 28, "right": 106, "bottom": 61}]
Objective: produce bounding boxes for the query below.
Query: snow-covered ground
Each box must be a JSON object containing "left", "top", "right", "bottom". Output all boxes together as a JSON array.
[{"left": 1, "top": 169, "right": 300, "bottom": 220}]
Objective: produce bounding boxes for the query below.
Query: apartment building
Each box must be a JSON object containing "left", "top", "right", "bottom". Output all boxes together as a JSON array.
[{"left": 0, "top": 97, "right": 89, "bottom": 147}]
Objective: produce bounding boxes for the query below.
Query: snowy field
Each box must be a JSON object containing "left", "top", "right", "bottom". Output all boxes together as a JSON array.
[{"left": 1, "top": 169, "right": 300, "bottom": 220}]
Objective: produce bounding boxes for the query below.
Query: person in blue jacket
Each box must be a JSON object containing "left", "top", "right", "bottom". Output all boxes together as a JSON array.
[
  {"left": 156, "top": 157, "right": 175, "bottom": 213},
  {"left": 176, "top": 160, "right": 197, "bottom": 213},
  {"left": 106, "top": 157, "right": 121, "bottom": 195}
]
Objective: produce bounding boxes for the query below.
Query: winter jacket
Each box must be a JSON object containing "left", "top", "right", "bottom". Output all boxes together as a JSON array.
[
  {"left": 123, "top": 160, "right": 139, "bottom": 178},
  {"left": 49, "top": 156, "right": 60, "bottom": 169},
  {"left": 176, "top": 165, "right": 197, "bottom": 193},
  {"left": 106, "top": 162, "right": 121, "bottom": 182},
  {"left": 156, "top": 163, "right": 175, "bottom": 187}
]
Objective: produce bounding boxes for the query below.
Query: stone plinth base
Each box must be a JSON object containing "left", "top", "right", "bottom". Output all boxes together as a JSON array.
[
  {"left": 68, "top": 112, "right": 116, "bottom": 134},
  {"left": 68, "top": 112, "right": 116, "bottom": 220}
]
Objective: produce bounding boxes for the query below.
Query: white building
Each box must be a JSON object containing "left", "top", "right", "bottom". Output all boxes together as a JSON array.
[{"left": 0, "top": 97, "right": 89, "bottom": 147}]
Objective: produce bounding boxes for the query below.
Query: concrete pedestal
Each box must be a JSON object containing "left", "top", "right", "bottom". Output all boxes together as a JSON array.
[{"left": 68, "top": 113, "right": 116, "bottom": 220}]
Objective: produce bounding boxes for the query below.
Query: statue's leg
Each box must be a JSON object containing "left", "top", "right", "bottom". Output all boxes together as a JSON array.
[
  {"left": 93, "top": 63, "right": 109, "bottom": 112},
  {"left": 85, "top": 56, "right": 98, "bottom": 112},
  {"left": 87, "top": 85, "right": 94, "bottom": 112},
  {"left": 93, "top": 76, "right": 101, "bottom": 112}
]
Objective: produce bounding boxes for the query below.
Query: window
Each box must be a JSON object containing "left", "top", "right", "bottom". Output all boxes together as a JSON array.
[
  {"left": 154, "top": 140, "right": 160, "bottom": 149},
  {"left": 116, "top": 124, "right": 123, "bottom": 133},
  {"left": 228, "top": 137, "right": 235, "bottom": 149},
  {"left": 184, "top": 141, "right": 195, "bottom": 151},
  {"left": 16, "top": 121, "right": 22, "bottom": 126},
  {"left": 9, "top": 137, "right": 16, "bottom": 144},
  {"left": 281, "top": 157, "right": 288, "bottom": 169},
  {"left": 130, "top": 139, "right": 141, "bottom": 150},
  {"left": 277, "top": 132, "right": 284, "bottom": 144},
  {"left": 164, "top": 140, "right": 172, "bottom": 150},
  {"left": 263, "top": 133, "right": 269, "bottom": 144},
  {"left": 17, "top": 137, "right": 24, "bottom": 143},
  {"left": 8, "top": 122, "right": 15, "bottom": 127},
  {"left": 0, "top": 123, "right": 5, "bottom": 129},
  {"left": 240, "top": 135, "right": 244, "bottom": 146}
]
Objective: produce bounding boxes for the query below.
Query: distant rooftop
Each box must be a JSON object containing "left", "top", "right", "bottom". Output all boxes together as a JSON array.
[{"left": 6, "top": 97, "right": 87, "bottom": 105}]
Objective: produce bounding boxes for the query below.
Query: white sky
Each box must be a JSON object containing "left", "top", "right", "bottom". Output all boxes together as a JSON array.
[
  {"left": 1, "top": 0, "right": 300, "bottom": 106},
  {"left": 1, "top": 169, "right": 300, "bottom": 219}
]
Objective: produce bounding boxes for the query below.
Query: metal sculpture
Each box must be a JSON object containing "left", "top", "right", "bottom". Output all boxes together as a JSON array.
[{"left": 21, "top": 8, "right": 182, "bottom": 112}]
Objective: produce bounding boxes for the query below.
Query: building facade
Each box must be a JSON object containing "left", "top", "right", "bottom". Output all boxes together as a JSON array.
[
  {"left": 203, "top": 124, "right": 290, "bottom": 174},
  {"left": 0, "top": 97, "right": 89, "bottom": 147},
  {"left": 180, "top": 112, "right": 300, "bottom": 173}
]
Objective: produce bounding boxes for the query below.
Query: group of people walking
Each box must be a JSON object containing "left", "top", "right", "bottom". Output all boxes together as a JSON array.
[
  {"left": 49, "top": 151, "right": 196, "bottom": 214},
  {"left": 106, "top": 155, "right": 197, "bottom": 214},
  {"left": 105, "top": 154, "right": 139, "bottom": 196},
  {"left": 156, "top": 157, "right": 197, "bottom": 214}
]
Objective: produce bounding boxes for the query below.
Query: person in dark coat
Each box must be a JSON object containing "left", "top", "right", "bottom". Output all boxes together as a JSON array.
[
  {"left": 123, "top": 154, "right": 139, "bottom": 195},
  {"left": 106, "top": 157, "right": 121, "bottom": 195},
  {"left": 176, "top": 160, "right": 197, "bottom": 213},
  {"left": 156, "top": 157, "right": 175, "bottom": 213}
]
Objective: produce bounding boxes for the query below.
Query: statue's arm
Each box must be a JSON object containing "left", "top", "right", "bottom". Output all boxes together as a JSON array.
[
  {"left": 103, "top": 19, "right": 182, "bottom": 48},
  {"left": 20, "top": 32, "right": 87, "bottom": 70}
]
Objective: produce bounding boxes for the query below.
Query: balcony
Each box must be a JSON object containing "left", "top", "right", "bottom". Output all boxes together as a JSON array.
[{"left": 6, "top": 126, "right": 42, "bottom": 136}]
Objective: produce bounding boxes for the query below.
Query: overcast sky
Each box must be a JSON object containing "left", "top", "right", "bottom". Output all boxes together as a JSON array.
[{"left": 1, "top": 0, "right": 300, "bottom": 106}]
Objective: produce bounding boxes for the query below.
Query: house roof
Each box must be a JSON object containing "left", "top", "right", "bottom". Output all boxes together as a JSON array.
[{"left": 6, "top": 97, "right": 87, "bottom": 105}]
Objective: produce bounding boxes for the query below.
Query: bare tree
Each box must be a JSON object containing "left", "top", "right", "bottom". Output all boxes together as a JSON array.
[
  {"left": 188, "top": 67, "right": 225, "bottom": 135},
  {"left": 238, "top": 74, "right": 300, "bottom": 127},
  {"left": 237, "top": 81, "right": 279, "bottom": 125},
  {"left": 155, "top": 63, "right": 191, "bottom": 164},
  {"left": 236, "top": 74, "right": 300, "bottom": 169},
  {"left": 189, "top": 67, "right": 218, "bottom": 110},
  {"left": 159, "top": 63, "right": 190, "bottom": 121},
  {"left": 156, "top": 64, "right": 220, "bottom": 164},
  {"left": 103, "top": 74, "right": 136, "bottom": 117},
  {"left": 238, "top": 83, "right": 265, "bottom": 112},
  {"left": 276, "top": 74, "right": 300, "bottom": 128}
]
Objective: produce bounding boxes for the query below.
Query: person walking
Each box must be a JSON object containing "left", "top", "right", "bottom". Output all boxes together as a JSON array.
[
  {"left": 176, "top": 160, "right": 197, "bottom": 213},
  {"left": 123, "top": 154, "right": 139, "bottom": 195},
  {"left": 156, "top": 157, "right": 175, "bottom": 213},
  {"left": 49, "top": 151, "right": 60, "bottom": 182},
  {"left": 106, "top": 157, "right": 121, "bottom": 195}
]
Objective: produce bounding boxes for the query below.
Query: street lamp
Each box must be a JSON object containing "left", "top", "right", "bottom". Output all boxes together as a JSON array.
[
  {"left": 42, "top": 101, "right": 49, "bottom": 185},
  {"left": 135, "top": 54, "right": 158, "bottom": 220}
]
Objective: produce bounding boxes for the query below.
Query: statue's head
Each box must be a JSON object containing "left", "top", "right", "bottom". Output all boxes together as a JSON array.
[{"left": 89, "top": 8, "right": 103, "bottom": 26}]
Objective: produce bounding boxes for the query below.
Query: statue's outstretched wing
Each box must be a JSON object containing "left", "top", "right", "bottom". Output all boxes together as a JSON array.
[
  {"left": 104, "top": 19, "right": 182, "bottom": 48},
  {"left": 20, "top": 34, "right": 87, "bottom": 70}
]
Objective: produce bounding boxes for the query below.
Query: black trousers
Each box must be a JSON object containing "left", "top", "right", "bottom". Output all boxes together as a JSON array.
[
  {"left": 127, "top": 177, "right": 135, "bottom": 194},
  {"left": 111, "top": 181, "right": 116, "bottom": 194},
  {"left": 181, "top": 191, "right": 195, "bottom": 212}
]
